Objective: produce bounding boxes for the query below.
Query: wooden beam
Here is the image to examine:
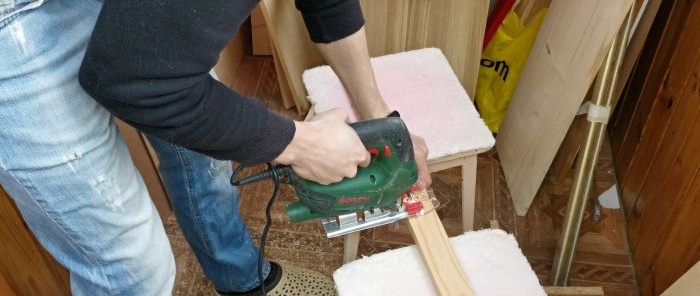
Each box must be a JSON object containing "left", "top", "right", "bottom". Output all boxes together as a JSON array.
[
  {"left": 407, "top": 189, "right": 474, "bottom": 296},
  {"left": 496, "top": 0, "right": 633, "bottom": 215},
  {"left": 543, "top": 286, "right": 604, "bottom": 296}
]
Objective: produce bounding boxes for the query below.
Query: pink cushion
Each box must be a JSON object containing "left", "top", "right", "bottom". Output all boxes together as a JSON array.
[{"left": 303, "top": 48, "right": 495, "bottom": 160}]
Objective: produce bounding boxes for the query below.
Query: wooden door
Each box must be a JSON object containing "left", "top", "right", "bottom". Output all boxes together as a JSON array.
[{"left": 609, "top": 0, "right": 700, "bottom": 294}]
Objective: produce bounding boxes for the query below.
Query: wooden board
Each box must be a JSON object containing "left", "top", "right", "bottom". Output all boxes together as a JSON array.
[
  {"left": 495, "top": 0, "right": 633, "bottom": 216},
  {"left": 549, "top": 114, "right": 588, "bottom": 183},
  {"left": 260, "top": 0, "right": 488, "bottom": 115},
  {"left": 551, "top": 0, "right": 655, "bottom": 183},
  {"left": 407, "top": 189, "right": 474, "bottom": 296}
]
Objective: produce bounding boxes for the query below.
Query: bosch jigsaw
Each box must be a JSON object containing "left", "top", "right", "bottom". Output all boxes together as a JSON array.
[{"left": 232, "top": 117, "right": 419, "bottom": 238}]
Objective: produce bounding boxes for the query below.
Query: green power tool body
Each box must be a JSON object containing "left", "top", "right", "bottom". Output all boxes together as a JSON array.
[{"left": 232, "top": 117, "right": 418, "bottom": 238}]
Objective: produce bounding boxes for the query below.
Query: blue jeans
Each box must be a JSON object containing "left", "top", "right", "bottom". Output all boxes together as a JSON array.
[{"left": 0, "top": 0, "right": 267, "bottom": 294}]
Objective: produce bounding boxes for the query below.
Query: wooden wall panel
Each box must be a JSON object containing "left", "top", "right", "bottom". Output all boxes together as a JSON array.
[
  {"left": 625, "top": 55, "right": 700, "bottom": 248},
  {"left": 610, "top": 0, "right": 700, "bottom": 294},
  {"left": 0, "top": 273, "right": 18, "bottom": 296},
  {"left": 647, "top": 173, "right": 700, "bottom": 295},
  {"left": 610, "top": 0, "right": 693, "bottom": 195},
  {"left": 615, "top": 0, "right": 700, "bottom": 218},
  {"left": 0, "top": 187, "right": 71, "bottom": 296}
]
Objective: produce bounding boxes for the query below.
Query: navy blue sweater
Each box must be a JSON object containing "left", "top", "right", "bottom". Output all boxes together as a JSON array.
[{"left": 79, "top": 0, "right": 364, "bottom": 165}]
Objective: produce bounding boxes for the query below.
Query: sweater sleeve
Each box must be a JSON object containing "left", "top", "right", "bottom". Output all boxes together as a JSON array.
[
  {"left": 295, "top": 0, "right": 365, "bottom": 43},
  {"left": 79, "top": 0, "right": 294, "bottom": 165}
]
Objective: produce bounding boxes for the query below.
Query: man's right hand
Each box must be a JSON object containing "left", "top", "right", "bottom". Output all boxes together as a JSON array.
[{"left": 274, "top": 108, "right": 370, "bottom": 185}]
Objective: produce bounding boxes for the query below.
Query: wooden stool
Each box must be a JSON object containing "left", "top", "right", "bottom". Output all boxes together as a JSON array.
[{"left": 302, "top": 48, "right": 495, "bottom": 263}]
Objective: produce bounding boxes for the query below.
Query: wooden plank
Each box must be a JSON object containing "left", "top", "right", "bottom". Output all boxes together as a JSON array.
[
  {"left": 543, "top": 286, "right": 604, "bottom": 296},
  {"left": 496, "top": 0, "right": 633, "bottom": 216},
  {"left": 261, "top": 0, "right": 488, "bottom": 115},
  {"left": 550, "top": 114, "right": 588, "bottom": 183},
  {"left": 0, "top": 187, "right": 71, "bottom": 296},
  {"left": 661, "top": 259, "right": 700, "bottom": 296},
  {"left": 407, "top": 189, "right": 474, "bottom": 296},
  {"left": 342, "top": 232, "right": 361, "bottom": 263}
]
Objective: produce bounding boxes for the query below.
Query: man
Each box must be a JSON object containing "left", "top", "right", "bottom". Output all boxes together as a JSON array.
[{"left": 0, "top": 0, "right": 430, "bottom": 295}]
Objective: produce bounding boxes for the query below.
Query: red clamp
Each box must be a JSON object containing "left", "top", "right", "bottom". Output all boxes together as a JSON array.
[{"left": 402, "top": 192, "right": 424, "bottom": 216}]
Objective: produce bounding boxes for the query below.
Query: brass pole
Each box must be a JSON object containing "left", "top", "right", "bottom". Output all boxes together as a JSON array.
[{"left": 549, "top": 7, "right": 633, "bottom": 285}]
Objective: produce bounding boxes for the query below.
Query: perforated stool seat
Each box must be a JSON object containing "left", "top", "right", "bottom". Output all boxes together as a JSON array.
[{"left": 303, "top": 48, "right": 495, "bottom": 263}]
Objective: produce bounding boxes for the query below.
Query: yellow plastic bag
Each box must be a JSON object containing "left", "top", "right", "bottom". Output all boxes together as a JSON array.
[{"left": 476, "top": 9, "right": 547, "bottom": 133}]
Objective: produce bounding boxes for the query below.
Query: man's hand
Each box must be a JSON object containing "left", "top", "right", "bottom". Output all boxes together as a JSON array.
[
  {"left": 410, "top": 133, "right": 432, "bottom": 190},
  {"left": 274, "top": 108, "right": 370, "bottom": 185}
]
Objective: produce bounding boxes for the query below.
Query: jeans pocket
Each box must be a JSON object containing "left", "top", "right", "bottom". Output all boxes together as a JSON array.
[{"left": 0, "top": 0, "right": 45, "bottom": 28}]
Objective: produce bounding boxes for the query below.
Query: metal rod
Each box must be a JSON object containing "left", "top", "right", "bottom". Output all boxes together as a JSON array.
[{"left": 549, "top": 6, "right": 633, "bottom": 285}]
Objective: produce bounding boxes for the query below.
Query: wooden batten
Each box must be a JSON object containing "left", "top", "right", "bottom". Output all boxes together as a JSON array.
[{"left": 407, "top": 189, "right": 474, "bottom": 296}]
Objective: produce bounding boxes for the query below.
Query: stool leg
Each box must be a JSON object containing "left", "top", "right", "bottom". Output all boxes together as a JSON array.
[
  {"left": 462, "top": 155, "right": 478, "bottom": 231},
  {"left": 343, "top": 232, "right": 361, "bottom": 263}
]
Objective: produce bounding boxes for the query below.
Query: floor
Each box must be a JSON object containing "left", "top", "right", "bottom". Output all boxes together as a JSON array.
[{"left": 166, "top": 54, "right": 640, "bottom": 295}]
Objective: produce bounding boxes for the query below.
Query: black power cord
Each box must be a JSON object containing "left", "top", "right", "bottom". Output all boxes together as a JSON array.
[{"left": 231, "top": 163, "right": 280, "bottom": 296}]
